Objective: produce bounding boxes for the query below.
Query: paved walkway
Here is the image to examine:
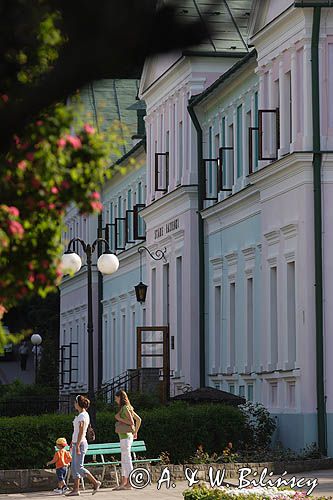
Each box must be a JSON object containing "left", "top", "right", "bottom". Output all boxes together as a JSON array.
[{"left": 1, "top": 469, "right": 333, "bottom": 499}]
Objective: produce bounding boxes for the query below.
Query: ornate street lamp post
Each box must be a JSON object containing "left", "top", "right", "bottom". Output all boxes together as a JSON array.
[
  {"left": 61, "top": 238, "right": 119, "bottom": 426},
  {"left": 135, "top": 246, "right": 167, "bottom": 303}
]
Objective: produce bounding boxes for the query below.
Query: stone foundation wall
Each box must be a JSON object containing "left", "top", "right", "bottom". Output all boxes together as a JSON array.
[{"left": 1, "top": 459, "right": 333, "bottom": 494}]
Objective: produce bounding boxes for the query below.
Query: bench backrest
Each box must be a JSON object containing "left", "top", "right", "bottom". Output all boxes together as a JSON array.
[
  {"left": 56, "top": 440, "right": 147, "bottom": 456},
  {"left": 85, "top": 441, "right": 146, "bottom": 456}
]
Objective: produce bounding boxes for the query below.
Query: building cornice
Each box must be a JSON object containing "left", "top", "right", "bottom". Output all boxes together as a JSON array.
[{"left": 141, "top": 184, "right": 198, "bottom": 220}]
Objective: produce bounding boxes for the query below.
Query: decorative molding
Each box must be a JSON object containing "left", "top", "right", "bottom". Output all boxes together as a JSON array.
[
  {"left": 224, "top": 251, "right": 238, "bottom": 267},
  {"left": 244, "top": 268, "right": 254, "bottom": 278},
  {"left": 267, "top": 255, "right": 278, "bottom": 267},
  {"left": 264, "top": 229, "right": 280, "bottom": 245},
  {"left": 242, "top": 246, "right": 256, "bottom": 262},
  {"left": 284, "top": 250, "right": 296, "bottom": 263},
  {"left": 110, "top": 297, "right": 119, "bottom": 305},
  {"left": 281, "top": 223, "right": 298, "bottom": 240},
  {"left": 210, "top": 256, "right": 223, "bottom": 271},
  {"left": 119, "top": 293, "right": 128, "bottom": 301}
]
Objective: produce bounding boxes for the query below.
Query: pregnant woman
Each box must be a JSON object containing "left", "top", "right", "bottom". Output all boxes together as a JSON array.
[
  {"left": 113, "top": 390, "right": 142, "bottom": 491},
  {"left": 67, "top": 395, "right": 101, "bottom": 496}
]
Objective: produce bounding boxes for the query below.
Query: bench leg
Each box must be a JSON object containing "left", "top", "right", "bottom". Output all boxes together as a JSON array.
[
  {"left": 81, "top": 477, "right": 85, "bottom": 491},
  {"left": 114, "top": 466, "right": 119, "bottom": 487}
]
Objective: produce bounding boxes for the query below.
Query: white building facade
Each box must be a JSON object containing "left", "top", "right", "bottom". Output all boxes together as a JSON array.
[{"left": 59, "top": 1, "right": 333, "bottom": 455}]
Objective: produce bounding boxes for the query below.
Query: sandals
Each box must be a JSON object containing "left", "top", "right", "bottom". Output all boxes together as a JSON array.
[{"left": 92, "top": 481, "right": 101, "bottom": 495}]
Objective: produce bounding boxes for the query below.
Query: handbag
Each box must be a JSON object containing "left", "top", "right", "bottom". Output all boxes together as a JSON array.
[
  {"left": 86, "top": 423, "right": 96, "bottom": 442},
  {"left": 115, "top": 421, "right": 135, "bottom": 434}
]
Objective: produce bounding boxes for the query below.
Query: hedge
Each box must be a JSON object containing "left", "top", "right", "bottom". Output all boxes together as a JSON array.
[{"left": 0, "top": 403, "right": 247, "bottom": 469}]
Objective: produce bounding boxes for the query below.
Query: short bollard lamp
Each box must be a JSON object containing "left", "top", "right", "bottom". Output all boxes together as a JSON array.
[{"left": 135, "top": 246, "right": 166, "bottom": 304}]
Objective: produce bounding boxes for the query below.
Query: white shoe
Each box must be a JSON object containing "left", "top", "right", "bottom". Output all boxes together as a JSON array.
[{"left": 53, "top": 489, "right": 64, "bottom": 494}]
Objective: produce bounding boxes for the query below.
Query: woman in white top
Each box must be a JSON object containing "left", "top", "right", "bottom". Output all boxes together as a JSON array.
[{"left": 67, "top": 395, "right": 101, "bottom": 496}]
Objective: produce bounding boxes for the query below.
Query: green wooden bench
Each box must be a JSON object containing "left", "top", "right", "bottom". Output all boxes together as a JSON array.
[{"left": 63, "top": 440, "right": 161, "bottom": 488}]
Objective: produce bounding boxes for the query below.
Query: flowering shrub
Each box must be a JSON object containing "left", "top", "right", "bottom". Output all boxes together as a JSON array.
[
  {"left": 189, "top": 443, "right": 239, "bottom": 464},
  {"left": 0, "top": 3, "right": 125, "bottom": 350},
  {"left": 238, "top": 402, "right": 277, "bottom": 450},
  {"left": 183, "top": 485, "right": 330, "bottom": 500}
]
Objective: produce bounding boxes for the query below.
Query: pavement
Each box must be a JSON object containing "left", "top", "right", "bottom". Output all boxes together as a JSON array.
[{"left": 1, "top": 469, "right": 333, "bottom": 499}]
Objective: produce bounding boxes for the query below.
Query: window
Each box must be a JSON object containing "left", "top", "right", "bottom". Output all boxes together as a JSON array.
[
  {"left": 118, "top": 196, "right": 123, "bottom": 249},
  {"left": 270, "top": 267, "right": 278, "bottom": 367},
  {"left": 214, "top": 286, "right": 221, "bottom": 370},
  {"left": 163, "top": 264, "right": 170, "bottom": 324},
  {"left": 229, "top": 282, "right": 236, "bottom": 368},
  {"left": 176, "top": 256, "right": 182, "bottom": 372},
  {"left": 239, "top": 385, "right": 245, "bottom": 398},
  {"left": 287, "top": 381, "right": 296, "bottom": 408},
  {"left": 254, "top": 92, "right": 259, "bottom": 170},
  {"left": 247, "top": 384, "right": 254, "bottom": 401},
  {"left": 178, "top": 121, "right": 183, "bottom": 183},
  {"left": 151, "top": 268, "right": 156, "bottom": 325},
  {"left": 112, "top": 317, "right": 117, "bottom": 377},
  {"left": 221, "top": 117, "right": 226, "bottom": 186},
  {"left": 237, "top": 104, "right": 243, "bottom": 178},
  {"left": 287, "top": 262, "right": 296, "bottom": 366},
  {"left": 229, "top": 384, "right": 235, "bottom": 394},
  {"left": 228, "top": 123, "right": 234, "bottom": 187},
  {"left": 208, "top": 126, "right": 214, "bottom": 195},
  {"left": 286, "top": 71, "right": 292, "bottom": 144},
  {"left": 247, "top": 277, "right": 254, "bottom": 369},
  {"left": 270, "top": 382, "right": 278, "bottom": 407},
  {"left": 121, "top": 314, "right": 126, "bottom": 371},
  {"left": 214, "top": 382, "right": 221, "bottom": 390}
]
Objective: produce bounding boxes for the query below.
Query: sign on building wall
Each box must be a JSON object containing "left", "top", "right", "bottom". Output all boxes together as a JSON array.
[{"left": 154, "top": 219, "right": 179, "bottom": 240}]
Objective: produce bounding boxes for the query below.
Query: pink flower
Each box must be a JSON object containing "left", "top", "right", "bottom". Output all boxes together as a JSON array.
[
  {"left": 14, "top": 135, "right": 20, "bottom": 146},
  {"left": 61, "top": 180, "right": 70, "bottom": 189},
  {"left": 36, "top": 120, "right": 43, "bottom": 126},
  {"left": 26, "top": 152, "right": 34, "bottom": 161},
  {"left": 17, "top": 160, "right": 27, "bottom": 171},
  {"left": 57, "top": 138, "right": 66, "bottom": 149},
  {"left": 28, "top": 262, "right": 34, "bottom": 271},
  {"left": 7, "top": 206, "right": 20, "bottom": 217},
  {"left": 90, "top": 201, "right": 103, "bottom": 212},
  {"left": 51, "top": 186, "right": 58, "bottom": 194},
  {"left": 37, "top": 273, "right": 47, "bottom": 284},
  {"left": 41, "top": 260, "right": 49, "bottom": 269},
  {"left": 8, "top": 220, "right": 24, "bottom": 236},
  {"left": 1, "top": 95, "right": 9, "bottom": 103},
  {"left": 28, "top": 274, "right": 35, "bottom": 283},
  {"left": 83, "top": 124, "right": 95, "bottom": 135},
  {"left": 48, "top": 203, "right": 56, "bottom": 210},
  {"left": 67, "top": 135, "right": 82, "bottom": 149},
  {"left": 0, "top": 304, "right": 7, "bottom": 319},
  {"left": 90, "top": 191, "right": 100, "bottom": 200}
]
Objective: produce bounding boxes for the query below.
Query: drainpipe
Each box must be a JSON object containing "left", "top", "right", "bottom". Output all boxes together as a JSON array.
[
  {"left": 295, "top": 1, "right": 327, "bottom": 455},
  {"left": 188, "top": 104, "right": 206, "bottom": 388}
]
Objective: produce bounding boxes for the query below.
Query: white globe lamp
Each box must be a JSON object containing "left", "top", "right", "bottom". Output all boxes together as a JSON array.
[
  {"left": 97, "top": 252, "right": 119, "bottom": 275},
  {"left": 31, "top": 333, "right": 42, "bottom": 346},
  {"left": 60, "top": 251, "right": 82, "bottom": 275}
]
